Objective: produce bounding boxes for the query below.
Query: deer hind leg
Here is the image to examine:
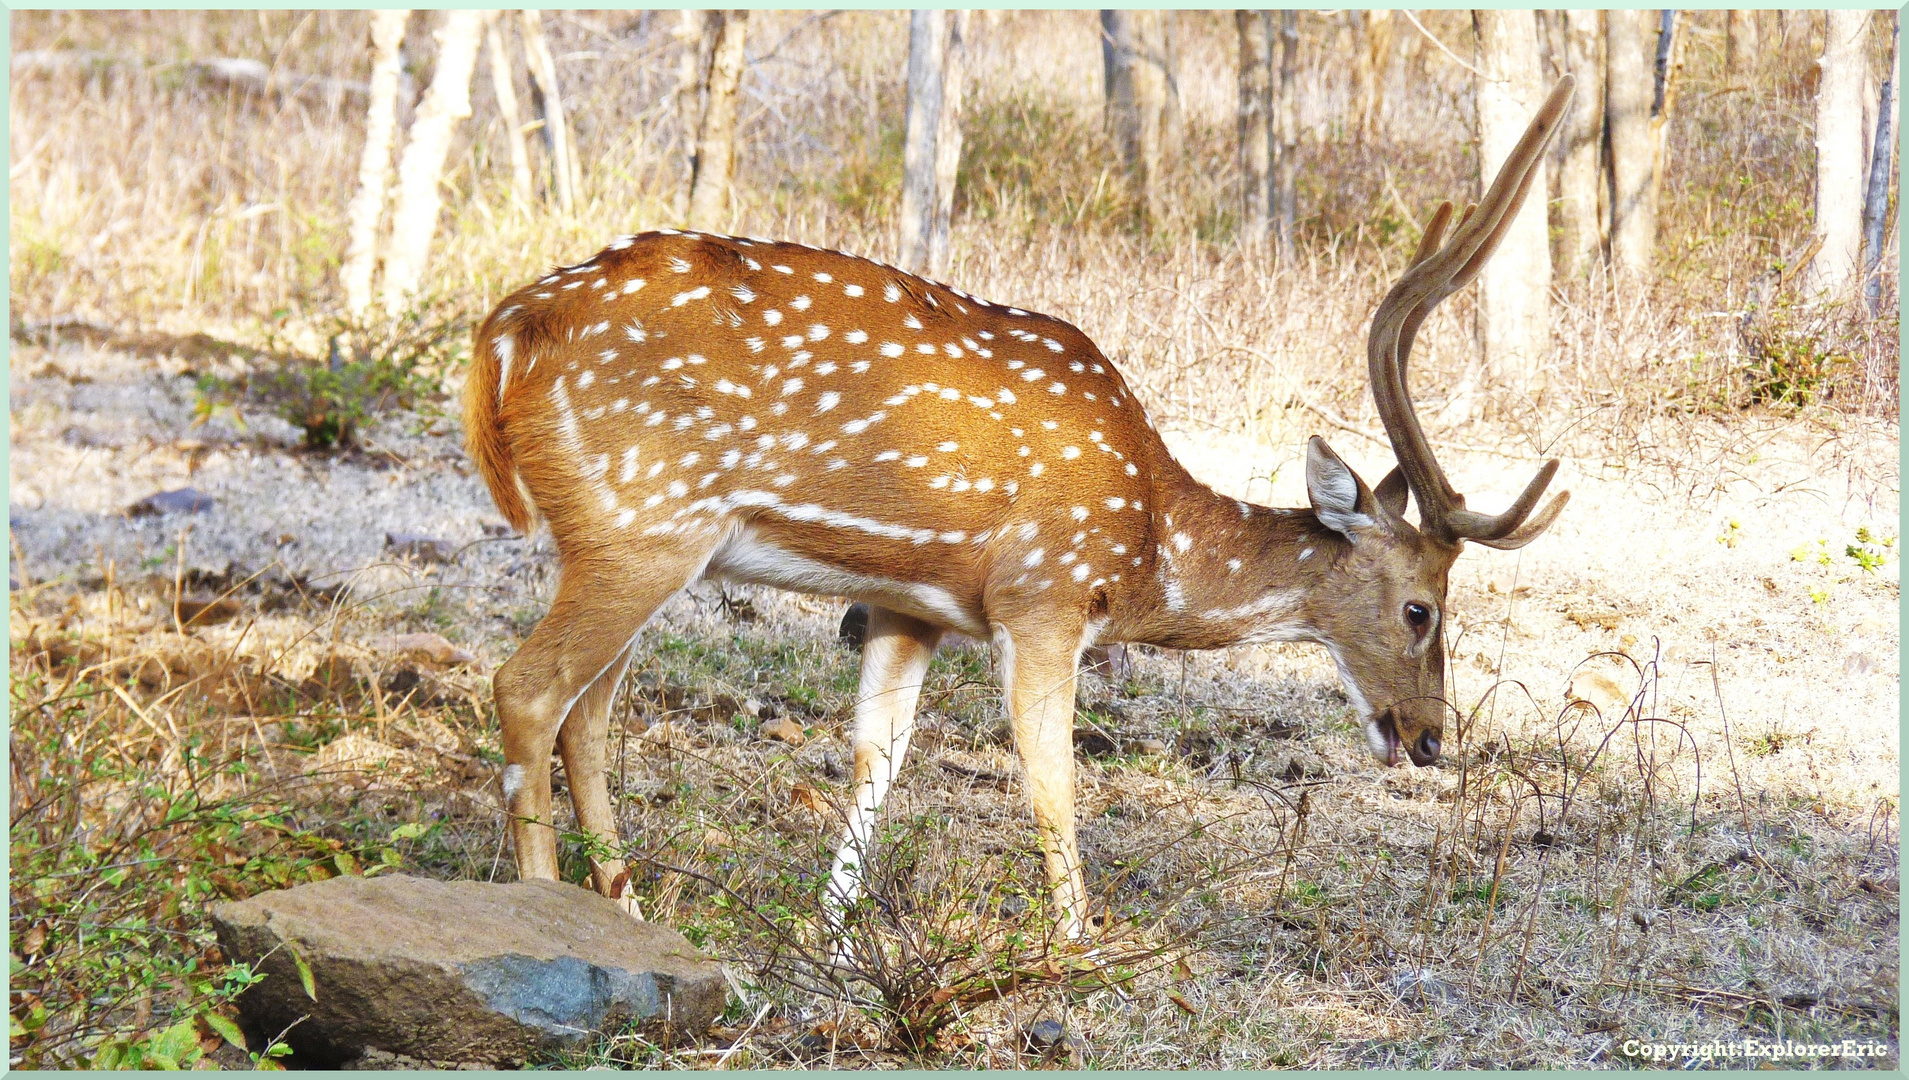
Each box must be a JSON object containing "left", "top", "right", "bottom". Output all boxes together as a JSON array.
[
  {"left": 557, "top": 643, "right": 640, "bottom": 917},
  {"left": 826, "top": 606, "right": 942, "bottom": 913},
  {"left": 995, "top": 620, "right": 1091, "bottom": 938},
  {"left": 495, "top": 545, "right": 710, "bottom": 891}
]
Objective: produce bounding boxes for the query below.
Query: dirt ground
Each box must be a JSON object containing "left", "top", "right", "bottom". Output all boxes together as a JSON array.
[{"left": 9, "top": 336, "right": 1900, "bottom": 1068}]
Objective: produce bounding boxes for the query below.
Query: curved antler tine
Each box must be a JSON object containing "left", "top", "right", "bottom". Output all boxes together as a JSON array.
[
  {"left": 1445, "top": 459, "right": 1559, "bottom": 540},
  {"left": 1463, "top": 490, "right": 1571, "bottom": 550},
  {"left": 1408, "top": 201, "right": 1456, "bottom": 269}
]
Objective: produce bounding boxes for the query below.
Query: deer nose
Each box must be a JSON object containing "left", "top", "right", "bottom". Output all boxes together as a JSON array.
[{"left": 1417, "top": 732, "right": 1441, "bottom": 762}]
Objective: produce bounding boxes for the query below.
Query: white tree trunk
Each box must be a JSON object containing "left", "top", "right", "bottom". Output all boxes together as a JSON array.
[
  {"left": 1605, "top": 8, "right": 1655, "bottom": 277},
  {"left": 1473, "top": 9, "right": 1551, "bottom": 392},
  {"left": 1726, "top": 9, "right": 1758, "bottom": 84},
  {"left": 898, "top": 10, "right": 947, "bottom": 275},
  {"left": 686, "top": 11, "right": 748, "bottom": 231},
  {"left": 1131, "top": 10, "right": 1168, "bottom": 226},
  {"left": 1236, "top": 9, "right": 1272, "bottom": 244},
  {"left": 484, "top": 18, "right": 533, "bottom": 208},
  {"left": 1558, "top": 10, "right": 1604, "bottom": 277},
  {"left": 928, "top": 11, "right": 970, "bottom": 276},
  {"left": 341, "top": 9, "right": 410, "bottom": 317},
  {"left": 1348, "top": 10, "right": 1394, "bottom": 140},
  {"left": 1803, "top": 9, "right": 1871, "bottom": 297},
  {"left": 380, "top": 10, "right": 488, "bottom": 311},
  {"left": 518, "top": 10, "right": 575, "bottom": 213},
  {"left": 1160, "top": 11, "right": 1185, "bottom": 156}
]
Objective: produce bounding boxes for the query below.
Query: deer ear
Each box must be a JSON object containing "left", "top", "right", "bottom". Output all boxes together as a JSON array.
[
  {"left": 1374, "top": 466, "right": 1410, "bottom": 520},
  {"left": 1306, "top": 436, "right": 1379, "bottom": 540}
]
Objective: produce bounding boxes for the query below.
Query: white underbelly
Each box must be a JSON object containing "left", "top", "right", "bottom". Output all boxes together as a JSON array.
[{"left": 702, "top": 528, "right": 988, "bottom": 636}]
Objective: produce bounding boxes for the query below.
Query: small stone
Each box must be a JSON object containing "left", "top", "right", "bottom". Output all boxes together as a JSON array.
[
  {"left": 211, "top": 875, "right": 727, "bottom": 1066},
  {"left": 176, "top": 595, "right": 241, "bottom": 627},
  {"left": 1024, "top": 1019, "right": 1068, "bottom": 1052},
  {"left": 1132, "top": 738, "right": 1169, "bottom": 756},
  {"left": 384, "top": 532, "right": 455, "bottom": 564},
  {"left": 759, "top": 717, "right": 806, "bottom": 745},
  {"left": 305, "top": 733, "right": 415, "bottom": 776},
  {"left": 1566, "top": 670, "right": 1629, "bottom": 715},
  {"left": 790, "top": 782, "right": 828, "bottom": 816},
  {"left": 1390, "top": 968, "right": 1460, "bottom": 1007},
  {"left": 129, "top": 487, "right": 215, "bottom": 516},
  {"left": 1080, "top": 643, "right": 1132, "bottom": 681},
  {"left": 385, "top": 632, "right": 476, "bottom": 667},
  {"left": 740, "top": 697, "right": 764, "bottom": 718},
  {"left": 1486, "top": 569, "right": 1528, "bottom": 596}
]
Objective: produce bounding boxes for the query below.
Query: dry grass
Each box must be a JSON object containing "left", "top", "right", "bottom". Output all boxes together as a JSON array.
[{"left": 7, "top": 7, "right": 1900, "bottom": 1071}]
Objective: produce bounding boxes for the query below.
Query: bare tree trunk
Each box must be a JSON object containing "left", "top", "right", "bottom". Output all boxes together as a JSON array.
[
  {"left": 686, "top": 11, "right": 748, "bottom": 232},
  {"left": 1160, "top": 11, "right": 1185, "bottom": 158},
  {"left": 342, "top": 9, "right": 409, "bottom": 317},
  {"left": 518, "top": 10, "right": 575, "bottom": 213},
  {"left": 381, "top": 10, "right": 488, "bottom": 311},
  {"left": 1647, "top": 9, "right": 1688, "bottom": 228},
  {"left": 1364, "top": 11, "right": 1396, "bottom": 139},
  {"left": 1273, "top": 9, "right": 1299, "bottom": 257},
  {"left": 674, "top": 10, "right": 719, "bottom": 221},
  {"left": 898, "top": 9, "right": 946, "bottom": 275},
  {"left": 484, "top": 18, "right": 533, "bottom": 209},
  {"left": 1236, "top": 9, "right": 1272, "bottom": 244},
  {"left": 1473, "top": 9, "right": 1551, "bottom": 393},
  {"left": 1605, "top": 9, "right": 1655, "bottom": 277},
  {"left": 1863, "top": 11, "right": 1899, "bottom": 312},
  {"left": 1348, "top": 11, "right": 1394, "bottom": 140},
  {"left": 1804, "top": 10, "right": 1871, "bottom": 296},
  {"left": 1557, "top": 10, "right": 1604, "bottom": 277},
  {"left": 1132, "top": 11, "right": 1168, "bottom": 226},
  {"left": 1726, "top": 9, "right": 1758, "bottom": 85},
  {"left": 1102, "top": 9, "right": 1146, "bottom": 214},
  {"left": 929, "top": 11, "right": 970, "bottom": 276}
]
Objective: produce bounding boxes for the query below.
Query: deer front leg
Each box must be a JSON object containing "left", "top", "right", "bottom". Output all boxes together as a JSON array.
[
  {"left": 826, "top": 607, "right": 942, "bottom": 914},
  {"left": 996, "top": 621, "right": 1091, "bottom": 938}
]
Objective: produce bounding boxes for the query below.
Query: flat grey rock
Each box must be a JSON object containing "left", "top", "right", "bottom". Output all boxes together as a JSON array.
[
  {"left": 211, "top": 874, "right": 727, "bottom": 1066},
  {"left": 128, "top": 487, "right": 215, "bottom": 516}
]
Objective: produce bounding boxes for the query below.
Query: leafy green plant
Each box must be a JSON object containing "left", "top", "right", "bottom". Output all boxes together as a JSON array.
[
  {"left": 192, "top": 302, "right": 468, "bottom": 449},
  {"left": 1738, "top": 293, "right": 1855, "bottom": 408},
  {"left": 1845, "top": 526, "right": 1897, "bottom": 575}
]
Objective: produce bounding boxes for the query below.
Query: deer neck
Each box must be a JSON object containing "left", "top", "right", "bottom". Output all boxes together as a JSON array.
[{"left": 1121, "top": 467, "right": 1341, "bottom": 651}]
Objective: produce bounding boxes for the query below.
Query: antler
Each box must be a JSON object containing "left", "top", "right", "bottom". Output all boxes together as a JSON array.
[{"left": 1367, "top": 76, "right": 1575, "bottom": 549}]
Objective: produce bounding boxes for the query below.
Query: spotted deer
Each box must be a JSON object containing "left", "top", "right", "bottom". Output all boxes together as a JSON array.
[{"left": 464, "top": 79, "right": 1576, "bottom": 935}]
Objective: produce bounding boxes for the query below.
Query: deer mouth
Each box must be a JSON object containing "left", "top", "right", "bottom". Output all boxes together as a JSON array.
[{"left": 1369, "top": 711, "right": 1403, "bottom": 767}]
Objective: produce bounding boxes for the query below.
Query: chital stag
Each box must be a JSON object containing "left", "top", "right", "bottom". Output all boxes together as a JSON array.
[{"left": 464, "top": 79, "right": 1576, "bottom": 935}]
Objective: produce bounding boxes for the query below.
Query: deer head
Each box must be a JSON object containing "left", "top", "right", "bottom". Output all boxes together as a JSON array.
[{"left": 1299, "top": 75, "right": 1575, "bottom": 767}]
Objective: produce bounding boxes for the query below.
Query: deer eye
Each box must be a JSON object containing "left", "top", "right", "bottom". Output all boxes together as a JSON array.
[{"left": 1403, "top": 602, "right": 1432, "bottom": 632}]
